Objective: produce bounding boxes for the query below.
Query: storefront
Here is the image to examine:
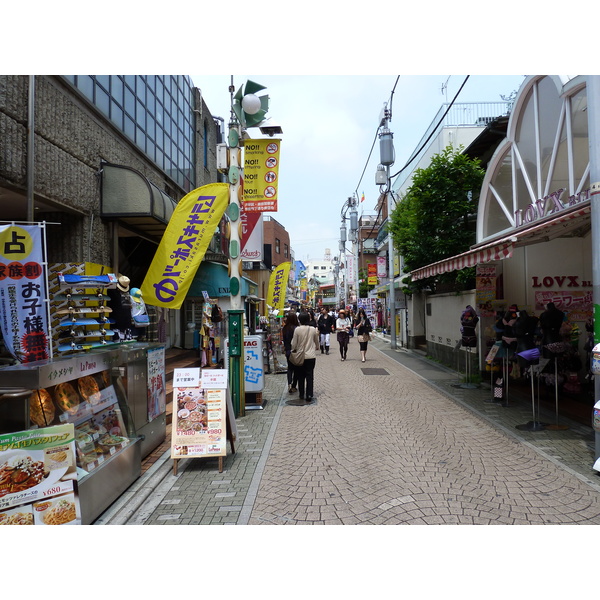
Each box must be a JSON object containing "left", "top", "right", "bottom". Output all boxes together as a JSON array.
[
  {"left": 0, "top": 256, "right": 167, "bottom": 525},
  {"left": 410, "top": 75, "right": 593, "bottom": 425}
]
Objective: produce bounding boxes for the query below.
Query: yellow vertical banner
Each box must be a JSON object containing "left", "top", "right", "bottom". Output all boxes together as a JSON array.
[
  {"left": 266, "top": 261, "right": 291, "bottom": 315},
  {"left": 141, "top": 183, "right": 229, "bottom": 309}
]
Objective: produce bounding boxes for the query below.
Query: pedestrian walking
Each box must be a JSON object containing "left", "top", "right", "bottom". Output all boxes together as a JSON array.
[
  {"left": 335, "top": 309, "right": 352, "bottom": 361},
  {"left": 290, "top": 311, "right": 320, "bottom": 401},
  {"left": 354, "top": 307, "right": 373, "bottom": 362},
  {"left": 281, "top": 312, "right": 299, "bottom": 393},
  {"left": 316, "top": 307, "right": 335, "bottom": 354}
]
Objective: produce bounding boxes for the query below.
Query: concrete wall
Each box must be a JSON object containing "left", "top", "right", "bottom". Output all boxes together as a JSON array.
[{"left": 0, "top": 75, "right": 220, "bottom": 266}]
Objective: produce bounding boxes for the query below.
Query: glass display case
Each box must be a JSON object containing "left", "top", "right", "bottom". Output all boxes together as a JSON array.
[{"left": 0, "top": 348, "right": 142, "bottom": 524}]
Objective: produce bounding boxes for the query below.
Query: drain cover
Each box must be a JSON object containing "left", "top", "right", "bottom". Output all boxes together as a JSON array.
[
  {"left": 285, "top": 399, "right": 315, "bottom": 406},
  {"left": 362, "top": 368, "right": 389, "bottom": 375}
]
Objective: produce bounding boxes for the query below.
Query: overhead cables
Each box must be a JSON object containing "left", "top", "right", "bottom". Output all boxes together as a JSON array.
[
  {"left": 389, "top": 75, "right": 470, "bottom": 179},
  {"left": 353, "top": 76, "right": 401, "bottom": 201}
]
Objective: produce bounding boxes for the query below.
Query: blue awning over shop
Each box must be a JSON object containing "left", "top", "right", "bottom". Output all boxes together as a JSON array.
[{"left": 187, "top": 262, "right": 257, "bottom": 298}]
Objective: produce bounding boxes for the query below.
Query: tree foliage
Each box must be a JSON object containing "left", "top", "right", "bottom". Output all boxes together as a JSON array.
[{"left": 388, "top": 146, "right": 485, "bottom": 292}]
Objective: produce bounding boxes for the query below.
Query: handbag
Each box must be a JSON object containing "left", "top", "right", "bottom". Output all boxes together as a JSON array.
[
  {"left": 357, "top": 333, "right": 371, "bottom": 343},
  {"left": 289, "top": 348, "right": 305, "bottom": 366},
  {"left": 133, "top": 313, "right": 150, "bottom": 326}
]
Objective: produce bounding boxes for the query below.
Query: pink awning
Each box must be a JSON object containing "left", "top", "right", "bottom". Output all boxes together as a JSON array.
[{"left": 410, "top": 202, "right": 590, "bottom": 281}]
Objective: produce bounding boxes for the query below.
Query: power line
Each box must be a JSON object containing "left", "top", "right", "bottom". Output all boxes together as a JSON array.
[
  {"left": 353, "top": 76, "right": 401, "bottom": 200},
  {"left": 390, "top": 75, "right": 470, "bottom": 179},
  {"left": 361, "top": 76, "right": 470, "bottom": 240}
]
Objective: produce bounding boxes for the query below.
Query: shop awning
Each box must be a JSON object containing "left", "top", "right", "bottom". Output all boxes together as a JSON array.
[
  {"left": 100, "top": 162, "right": 177, "bottom": 241},
  {"left": 410, "top": 202, "right": 591, "bottom": 281},
  {"left": 187, "top": 261, "right": 257, "bottom": 298}
]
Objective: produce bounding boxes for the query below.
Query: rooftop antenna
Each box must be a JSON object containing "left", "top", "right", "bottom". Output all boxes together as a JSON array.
[{"left": 441, "top": 76, "right": 451, "bottom": 103}]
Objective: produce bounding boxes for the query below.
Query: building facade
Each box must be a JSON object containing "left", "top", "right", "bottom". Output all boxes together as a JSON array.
[
  {"left": 0, "top": 75, "right": 224, "bottom": 348},
  {"left": 408, "top": 76, "right": 594, "bottom": 426}
]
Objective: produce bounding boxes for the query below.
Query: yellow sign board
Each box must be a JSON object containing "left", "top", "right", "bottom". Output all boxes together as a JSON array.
[{"left": 242, "top": 139, "right": 281, "bottom": 212}]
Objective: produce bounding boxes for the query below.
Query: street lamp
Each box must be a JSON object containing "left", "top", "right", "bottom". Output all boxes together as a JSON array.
[
  {"left": 340, "top": 196, "right": 359, "bottom": 306},
  {"left": 226, "top": 78, "right": 281, "bottom": 417},
  {"left": 377, "top": 103, "right": 397, "bottom": 349}
]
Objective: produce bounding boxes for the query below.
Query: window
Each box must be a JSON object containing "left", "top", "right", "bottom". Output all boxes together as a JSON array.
[
  {"left": 64, "top": 75, "right": 197, "bottom": 192},
  {"left": 275, "top": 238, "right": 280, "bottom": 253},
  {"left": 284, "top": 244, "right": 288, "bottom": 258}
]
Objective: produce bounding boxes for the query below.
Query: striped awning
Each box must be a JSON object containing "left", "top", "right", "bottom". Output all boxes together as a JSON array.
[{"left": 410, "top": 202, "right": 590, "bottom": 281}]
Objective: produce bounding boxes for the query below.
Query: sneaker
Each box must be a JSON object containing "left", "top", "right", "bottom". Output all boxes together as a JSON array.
[
  {"left": 306, "top": 397, "right": 314, "bottom": 402},
  {"left": 291, "top": 387, "right": 297, "bottom": 393}
]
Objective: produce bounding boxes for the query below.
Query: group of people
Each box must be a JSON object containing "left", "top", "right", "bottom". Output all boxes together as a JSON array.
[{"left": 281, "top": 306, "right": 374, "bottom": 402}]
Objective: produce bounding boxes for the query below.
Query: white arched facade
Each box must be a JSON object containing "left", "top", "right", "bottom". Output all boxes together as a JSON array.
[
  {"left": 409, "top": 76, "right": 594, "bottom": 424},
  {"left": 478, "top": 75, "right": 589, "bottom": 242}
]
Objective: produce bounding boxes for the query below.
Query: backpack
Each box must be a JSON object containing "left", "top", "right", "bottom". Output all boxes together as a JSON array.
[{"left": 211, "top": 304, "right": 223, "bottom": 323}]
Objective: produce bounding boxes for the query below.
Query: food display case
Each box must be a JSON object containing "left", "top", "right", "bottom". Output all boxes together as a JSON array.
[
  {"left": 0, "top": 348, "right": 142, "bottom": 524},
  {"left": 117, "top": 343, "right": 167, "bottom": 459}
]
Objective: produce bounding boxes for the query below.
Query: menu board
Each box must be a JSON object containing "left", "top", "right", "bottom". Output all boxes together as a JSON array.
[
  {"left": 147, "top": 346, "right": 166, "bottom": 422},
  {"left": 171, "top": 386, "right": 227, "bottom": 459},
  {"left": 0, "top": 423, "right": 81, "bottom": 525}
]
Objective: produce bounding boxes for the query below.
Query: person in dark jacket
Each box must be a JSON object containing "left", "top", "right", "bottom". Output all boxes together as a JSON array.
[
  {"left": 353, "top": 307, "right": 373, "bottom": 363},
  {"left": 282, "top": 312, "right": 299, "bottom": 393},
  {"left": 316, "top": 307, "right": 335, "bottom": 354}
]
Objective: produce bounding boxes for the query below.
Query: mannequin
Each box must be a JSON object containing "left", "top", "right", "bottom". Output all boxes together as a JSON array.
[
  {"left": 501, "top": 304, "right": 519, "bottom": 349},
  {"left": 129, "top": 287, "right": 149, "bottom": 340},
  {"left": 539, "top": 302, "right": 565, "bottom": 346},
  {"left": 540, "top": 301, "right": 565, "bottom": 358},
  {"left": 460, "top": 305, "right": 479, "bottom": 347}
]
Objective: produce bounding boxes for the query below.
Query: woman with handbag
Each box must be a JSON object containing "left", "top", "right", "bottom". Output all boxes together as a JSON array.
[
  {"left": 335, "top": 309, "right": 352, "bottom": 361},
  {"left": 354, "top": 307, "right": 373, "bottom": 362},
  {"left": 290, "top": 311, "right": 320, "bottom": 401}
]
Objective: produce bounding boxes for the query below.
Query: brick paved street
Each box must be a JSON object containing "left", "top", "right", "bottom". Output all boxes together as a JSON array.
[{"left": 96, "top": 336, "right": 600, "bottom": 526}]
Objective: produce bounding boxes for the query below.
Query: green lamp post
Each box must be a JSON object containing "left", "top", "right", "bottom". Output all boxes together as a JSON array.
[{"left": 226, "top": 79, "right": 273, "bottom": 417}]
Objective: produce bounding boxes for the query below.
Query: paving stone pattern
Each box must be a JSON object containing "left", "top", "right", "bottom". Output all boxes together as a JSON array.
[{"left": 96, "top": 336, "right": 600, "bottom": 525}]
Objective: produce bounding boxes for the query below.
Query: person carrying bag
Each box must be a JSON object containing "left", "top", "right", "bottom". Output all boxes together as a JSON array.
[
  {"left": 290, "top": 312, "right": 320, "bottom": 401},
  {"left": 354, "top": 307, "right": 373, "bottom": 362}
]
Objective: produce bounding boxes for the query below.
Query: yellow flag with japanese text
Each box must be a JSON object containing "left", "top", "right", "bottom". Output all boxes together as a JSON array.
[
  {"left": 140, "top": 183, "right": 229, "bottom": 309},
  {"left": 266, "top": 261, "right": 291, "bottom": 316}
]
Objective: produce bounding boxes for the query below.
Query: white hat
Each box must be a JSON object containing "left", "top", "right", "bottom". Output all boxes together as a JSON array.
[{"left": 117, "top": 275, "right": 130, "bottom": 292}]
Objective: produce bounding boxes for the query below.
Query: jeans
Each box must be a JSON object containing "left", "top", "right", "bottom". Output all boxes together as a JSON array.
[
  {"left": 297, "top": 358, "right": 316, "bottom": 398},
  {"left": 286, "top": 356, "right": 298, "bottom": 387}
]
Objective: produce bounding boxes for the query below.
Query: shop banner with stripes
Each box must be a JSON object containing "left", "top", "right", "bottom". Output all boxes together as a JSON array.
[{"left": 141, "top": 183, "right": 229, "bottom": 309}]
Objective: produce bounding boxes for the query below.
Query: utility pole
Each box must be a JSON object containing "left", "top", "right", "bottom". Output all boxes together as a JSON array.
[{"left": 379, "top": 106, "right": 396, "bottom": 349}]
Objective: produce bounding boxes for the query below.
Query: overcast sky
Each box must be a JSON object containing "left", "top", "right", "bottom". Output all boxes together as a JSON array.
[
  {"left": 192, "top": 74, "right": 526, "bottom": 264},
  {"left": 8, "top": 4, "right": 587, "bottom": 267}
]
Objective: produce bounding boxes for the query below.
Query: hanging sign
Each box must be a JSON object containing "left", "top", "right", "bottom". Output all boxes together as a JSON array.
[
  {"left": 242, "top": 139, "right": 281, "bottom": 212},
  {"left": 367, "top": 263, "right": 377, "bottom": 285},
  {"left": 266, "top": 261, "right": 291, "bottom": 315},
  {"left": 0, "top": 223, "right": 51, "bottom": 363},
  {"left": 140, "top": 183, "right": 229, "bottom": 309},
  {"left": 240, "top": 208, "right": 263, "bottom": 260}
]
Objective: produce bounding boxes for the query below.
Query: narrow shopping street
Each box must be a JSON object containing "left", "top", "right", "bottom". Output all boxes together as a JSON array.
[{"left": 97, "top": 336, "right": 600, "bottom": 526}]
